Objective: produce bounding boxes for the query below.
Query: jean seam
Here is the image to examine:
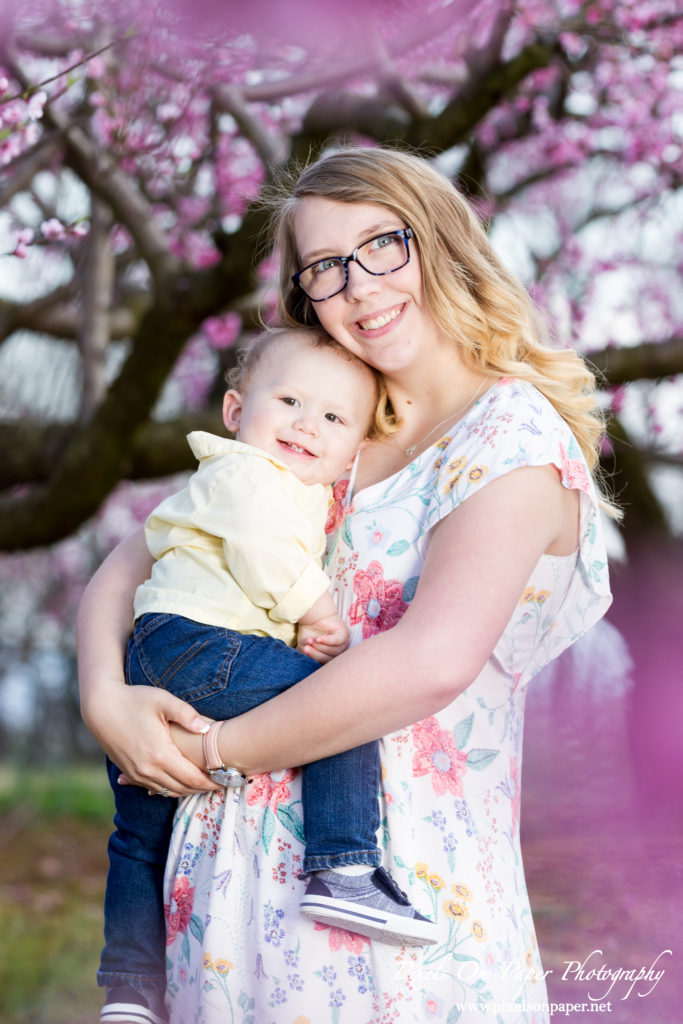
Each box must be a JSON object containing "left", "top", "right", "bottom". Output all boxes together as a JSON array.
[
  {"left": 302, "top": 849, "right": 382, "bottom": 873},
  {"left": 132, "top": 620, "right": 242, "bottom": 701}
]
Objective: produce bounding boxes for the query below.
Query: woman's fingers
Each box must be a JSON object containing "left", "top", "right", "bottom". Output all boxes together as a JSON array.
[
  {"left": 119, "top": 749, "right": 215, "bottom": 795},
  {"left": 162, "top": 692, "right": 212, "bottom": 736},
  {"left": 94, "top": 686, "right": 217, "bottom": 793},
  {"left": 117, "top": 773, "right": 200, "bottom": 800}
]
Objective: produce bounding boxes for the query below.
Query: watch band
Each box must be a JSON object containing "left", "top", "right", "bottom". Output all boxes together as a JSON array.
[
  {"left": 202, "top": 721, "right": 225, "bottom": 771},
  {"left": 202, "top": 721, "right": 247, "bottom": 788}
]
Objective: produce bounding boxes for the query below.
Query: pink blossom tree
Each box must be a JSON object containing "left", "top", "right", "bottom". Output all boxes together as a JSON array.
[
  {"left": 0, "top": 6, "right": 680, "bottom": 965},
  {"left": 0, "top": 0, "right": 681, "bottom": 553}
]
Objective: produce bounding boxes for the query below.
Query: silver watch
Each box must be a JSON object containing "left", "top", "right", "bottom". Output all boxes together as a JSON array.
[{"left": 207, "top": 764, "right": 247, "bottom": 788}]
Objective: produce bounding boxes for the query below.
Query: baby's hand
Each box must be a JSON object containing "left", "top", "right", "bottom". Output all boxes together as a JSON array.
[{"left": 297, "top": 615, "right": 349, "bottom": 664}]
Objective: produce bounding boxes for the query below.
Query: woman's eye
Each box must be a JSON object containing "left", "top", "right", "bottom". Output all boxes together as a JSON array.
[
  {"left": 312, "top": 258, "right": 341, "bottom": 275},
  {"left": 368, "top": 233, "right": 394, "bottom": 251}
]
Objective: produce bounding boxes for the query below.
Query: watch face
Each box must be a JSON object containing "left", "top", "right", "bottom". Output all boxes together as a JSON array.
[{"left": 209, "top": 767, "right": 246, "bottom": 788}]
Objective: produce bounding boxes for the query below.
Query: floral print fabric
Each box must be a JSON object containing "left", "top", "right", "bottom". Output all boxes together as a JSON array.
[{"left": 164, "top": 378, "right": 612, "bottom": 1023}]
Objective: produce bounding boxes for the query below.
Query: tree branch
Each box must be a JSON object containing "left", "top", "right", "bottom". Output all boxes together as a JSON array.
[
  {"left": 3, "top": 332, "right": 681, "bottom": 495},
  {"left": 636, "top": 449, "right": 683, "bottom": 470},
  {"left": 406, "top": 39, "right": 555, "bottom": 152},
  {"left": 294, "top": 37, "right": 556, "bottom": 155},
  {"left": 0, "top": 132, "right": 63, "bottom": 207},
  {"left": 5, "top": 28, "right": 135, "bottom": 100},
  {"left": 1, "top": 46, "right": 180, "bottom": 288},
  {"left": 532, "top": 190, "right": 669, "bottom": 280},
  {"left": 588, "top": 337, "right": 683, "bottom": 386},
  {"left": 369, "top": 33, "right": 429, "bottom": 120},
  {"left": 13, "top": 30, "right": 93, "bottom": 58},
  {"left": 59, "top": 123, "right": 181, "bottom": 286},
  {"left": 212, "top": 84, "right": 288, "bottom": 167},
  {"left": 604, "top": 414, "right": 671, "bottom": 542},
  {"left": 0, "top": 406, "right": 224, "bottom": 489},
  {"left": 16, "top": 302, "right": 137, "bottom": 342},
  {"left": 78, "top": 196, "right": 115, "bottom": 422},
  {"left": 0, "top": 196, "right": 271, "bottom": 550},
  {"left": 0, "top": 279, "right": 144, "bottom": 345},
  {"left": 465, "top": 1, "right": 514, "bottom": 77},
  {"left": 0, "top": 282, "right": 76, "bottom": 345},
  {"left": 236, "top": 0, "right": 474, "bottom": 104}
]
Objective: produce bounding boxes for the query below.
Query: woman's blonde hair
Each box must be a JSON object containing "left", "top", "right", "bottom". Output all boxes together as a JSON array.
[{"left": 268, "top": 146, "right": 616, "bottom": 511}]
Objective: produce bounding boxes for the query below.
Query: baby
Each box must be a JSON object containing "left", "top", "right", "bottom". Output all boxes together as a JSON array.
[{"left": 99, "top": 327, "right": 436, "bottom": 1024}]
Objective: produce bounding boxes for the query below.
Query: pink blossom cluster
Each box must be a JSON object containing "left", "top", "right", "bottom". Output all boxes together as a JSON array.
[
  {"left": 0, "top": 0, "right": 678, "bottom": 360},
  {"left": 1, "top": 0, "right": 677, "bottom": 299},
  {"left": 0, "top": 75, "right": 46, "bottom": 166},
  {"left": 8, "top": 220, "right": 88, "bottom": 258},
  {"left": 202, "top": 313, "right": 242, "bottom": 350}
]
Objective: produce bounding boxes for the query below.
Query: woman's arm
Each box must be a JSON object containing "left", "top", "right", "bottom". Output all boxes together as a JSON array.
[
  {"left": 171, "top": 464, "right": 574, "bottom": 777},
  {"left": 77, "top": 529, "right": 214, "bottom": 794}
]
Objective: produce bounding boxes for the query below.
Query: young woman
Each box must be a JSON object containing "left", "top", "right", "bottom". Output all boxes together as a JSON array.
[{"left": 78, "top": 147, "right": 614, "bottom": 1023}]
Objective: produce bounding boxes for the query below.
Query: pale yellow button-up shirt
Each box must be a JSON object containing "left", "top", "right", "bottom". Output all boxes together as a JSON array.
[{"left": 133, "top": 433, "right": 332, "bottom": 645}]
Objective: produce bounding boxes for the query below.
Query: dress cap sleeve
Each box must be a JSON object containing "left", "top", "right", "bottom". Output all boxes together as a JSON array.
[{"left": 425, "top": 379, "right": 612, "bottom": 677}]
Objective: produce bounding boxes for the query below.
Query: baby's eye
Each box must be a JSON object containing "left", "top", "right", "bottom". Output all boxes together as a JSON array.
[
  {"left": 325, "top": 412, "right": 342, "bottom": 423},
  {"left": 281, "top": 396, "right": 299, "bottom": 406}
]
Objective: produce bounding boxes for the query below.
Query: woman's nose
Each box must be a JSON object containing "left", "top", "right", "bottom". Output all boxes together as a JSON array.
[{"left": 345, "top": 258, "right": 380, "bottom": 300}]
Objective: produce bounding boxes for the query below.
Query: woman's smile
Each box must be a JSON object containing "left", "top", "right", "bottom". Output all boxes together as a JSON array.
[{"left": 354, "top": 303, "right": 406, "bottom": 335}]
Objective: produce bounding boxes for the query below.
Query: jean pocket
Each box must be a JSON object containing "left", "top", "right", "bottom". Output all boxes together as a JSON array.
[{"left": 131, "top": 613, "right": 241, "bottom": 703}]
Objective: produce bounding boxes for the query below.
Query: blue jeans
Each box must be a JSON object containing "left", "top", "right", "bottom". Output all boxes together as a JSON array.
[{"left": 99, "top": 613, "right": 381, "bottom": 992}]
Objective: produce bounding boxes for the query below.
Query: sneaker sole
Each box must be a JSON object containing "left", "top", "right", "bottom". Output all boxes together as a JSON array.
[
  {"left": 300, "top": 894, "right": 439, "bottom": 946},
  {"left": 100, "top": 1003, "right": 167, "bottom": 1024}
]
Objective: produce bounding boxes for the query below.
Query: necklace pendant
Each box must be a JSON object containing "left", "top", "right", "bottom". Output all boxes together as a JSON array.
[{"left": 404, "top": 445, "right": 417, "bottom": 457}]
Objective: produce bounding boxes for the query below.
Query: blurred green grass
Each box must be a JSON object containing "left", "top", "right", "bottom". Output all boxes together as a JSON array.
[
  {"left": 0, "top": 764, "right": 113, "bottom": 820},
  {"left": 0, "top": 765, "right": 113, "bottom": 1024}
]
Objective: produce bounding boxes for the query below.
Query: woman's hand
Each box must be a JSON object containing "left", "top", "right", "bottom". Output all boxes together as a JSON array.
[
  {"left": 87, "top": 683, "right": 217, "bottom": 796},
  {"left": 77, "top": 529, "right": 217, "bottom": 795}
]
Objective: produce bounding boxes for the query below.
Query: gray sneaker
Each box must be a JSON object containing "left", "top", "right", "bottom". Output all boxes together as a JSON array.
[
  {"left": 300, "top": 866, "right": 439, "bottom": 946},
  {"left": 100, "top": 986, "right": 168, "bottom": 1024}
]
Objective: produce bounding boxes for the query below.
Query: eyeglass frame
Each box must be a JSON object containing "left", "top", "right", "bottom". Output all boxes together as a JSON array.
[{"left": 291, "top": 228, "right": 414, "bottom": 303}]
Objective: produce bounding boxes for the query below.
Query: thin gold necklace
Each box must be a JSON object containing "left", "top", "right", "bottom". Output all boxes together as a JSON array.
[{"left": 398, "top": 377, "right": 488, "bottom": 457}]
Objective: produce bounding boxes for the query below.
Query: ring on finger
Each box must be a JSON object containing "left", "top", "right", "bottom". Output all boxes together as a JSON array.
[{"left": 160, "top": 786, "right": 169, "bottom": 798}]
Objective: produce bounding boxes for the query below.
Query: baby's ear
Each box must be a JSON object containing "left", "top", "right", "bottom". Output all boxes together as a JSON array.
[{"left": 222, "top": 390, "right": 243, "bottom": 432}]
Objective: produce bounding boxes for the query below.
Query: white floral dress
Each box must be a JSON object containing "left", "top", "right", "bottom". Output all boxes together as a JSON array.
[{"left": 164, "top": 378, "right": 612, "bottom": 1024}]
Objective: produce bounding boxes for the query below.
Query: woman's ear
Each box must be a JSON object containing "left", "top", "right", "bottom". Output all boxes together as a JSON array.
[{"left": 222, "top": 390, "right": 243, "bottom": 433}]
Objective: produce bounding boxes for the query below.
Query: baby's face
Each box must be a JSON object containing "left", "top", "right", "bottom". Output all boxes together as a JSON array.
[{"left": 223, "top": 336, "right": 376, "bottom": 486}]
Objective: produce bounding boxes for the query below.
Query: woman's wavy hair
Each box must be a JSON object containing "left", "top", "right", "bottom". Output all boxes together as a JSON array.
[{"left": 267, "top": 146, "right": 616, "bottom": 511}]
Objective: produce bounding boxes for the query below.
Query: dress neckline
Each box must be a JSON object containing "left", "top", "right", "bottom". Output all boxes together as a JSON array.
[{"left": 349, "top": 379, "right": 503, "bottom": 505}]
